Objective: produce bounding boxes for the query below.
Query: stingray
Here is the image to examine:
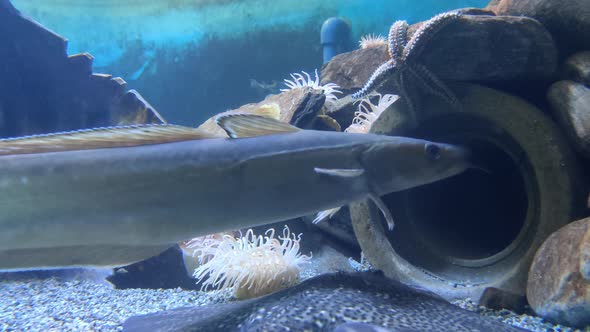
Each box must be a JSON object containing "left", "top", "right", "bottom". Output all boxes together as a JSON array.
[{"left": 123, "top": 271, "right": 527, "bottom": 332}]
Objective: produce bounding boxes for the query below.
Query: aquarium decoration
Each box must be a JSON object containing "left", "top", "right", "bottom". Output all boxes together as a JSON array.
[{"left": 2, "top": 0, "right": 590, "bottom": 331}]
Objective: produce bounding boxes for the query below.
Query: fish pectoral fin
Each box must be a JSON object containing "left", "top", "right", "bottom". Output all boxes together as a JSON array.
[
  {"left": 369, "top": 193, "right": 395, "bottom": 231},
  {"left": 314, "top": 168, "right": 365, "bottom": 178},
  {"left": 215, "top": 110, "right": 299, "bottom": 138},
  {"left": 312, "top": 206, "right": 342, "bottom": 224}
]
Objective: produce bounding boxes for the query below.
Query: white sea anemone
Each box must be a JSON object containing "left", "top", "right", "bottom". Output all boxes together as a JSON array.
[
  {"left": 345, "top": 93, "right": 399, "bottom": 134},
  {"left": 281, "top": 69, "right": 342, "bottom": 104},
  {"left": 359, "top": 34, "right": 387, "bottom": 49},
  {"left": 193, "top": 225, "right": 311, "bottom": 299},
  {"left": 181, "top": 232, "right": 233, "bottom": 275}
]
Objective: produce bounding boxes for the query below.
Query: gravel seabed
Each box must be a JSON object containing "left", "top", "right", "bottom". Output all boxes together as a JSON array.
[
  {"left": 0, "top": 253, "right": 584, "bottom": 332},
  {"left": 452, "top": 298, "right": 584, "bottom": 332},
  {"left": 0, "top": 275, "right": 233, "bottom": 332}
]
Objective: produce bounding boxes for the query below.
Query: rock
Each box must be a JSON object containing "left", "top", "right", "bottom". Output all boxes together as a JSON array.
[
  {"left": 107, "top": 246, "right": 199, "bottom": 290},
  {"left": 486, "top": 0, "right": 590, "bottom": 55},
  {"left": 0, "top": 2, "right": 161, "bottom": 136},
  {"left": 322, "top": 45, "right": 390, "bottom": 92},
  {"left": 67, "top": 53, "right": 94, "bottom": 76},
  {"left": 419, "top": 15, "right": 556, "bottom": 81},
  {"left": 111, "top": 89, "right": 166, "bottom": 125},
  {"left": 527, "top": 217, "right": 590, "bottom": 328},
  {"left": 305, "top": 207, "right": 361, "bottom": 250},
  {"left": 0, "top": 0, "right": 16, "bottom": 14},
  {"left": 562, "top": 51, "right": 590, "bottom": 86},
  {"left": 547, "top": 81, "right": 590, "bottom": 158},
  {"left": 478, "top": 287, "right": 528, "bottom": 314},
  {"left": 197, "top": 88, "right": 326, "bottom": 135},
  {"left": 322, "top": 14, "right": 557, "bottom": 93}
]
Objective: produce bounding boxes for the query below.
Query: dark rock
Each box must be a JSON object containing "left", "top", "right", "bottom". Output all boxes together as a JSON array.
[
  {"left": 305, "top": 208, "right": 361, "bottom": 250},
  {"left": 0, "top": 0, "right": 17, "bottom": 14},
  {"left": 0, "top": 2, "right": 161, "bottom": 136},
  {"left": 478, "top": 287, "right": 528, "bottom": 314},
  {"left": 322, "top": 45, "right": 390, "bottom": 92},
  {"left": 547, "top": 81, "right": 590, "bottom": 159},
  {"left": 197, "top": 88, "right": 326, "bottom": 135},
  {"left": 111, "top": 89, "right": 166, "bottom": 125},
  {"left": 419, "top": 15, "right": 556, "bottom": 81},
  {"left": 527, "top": 217, "right": 590, "bottom": 327},
  {"left": 107, "top": 245, "right": 198, "bottom": 290},
  {"left": 67, "top": 53, "right": 94, "bottom": 77},
  {"left": 486, "top": 0, "right": 590, "bottom": 55},
  {"left": 562, "top": 51, "right": 590, "bottom": 86},
  {"left": 322, "top": 14, "right": 557, "bottom": 93},
  {"left": 289, "top": 90, "right": 327, "bottom": 128}
]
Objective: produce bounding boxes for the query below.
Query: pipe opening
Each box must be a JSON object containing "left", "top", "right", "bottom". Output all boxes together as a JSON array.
[{"left": 383, "top": 114, "right": 533, "bottom": 273}]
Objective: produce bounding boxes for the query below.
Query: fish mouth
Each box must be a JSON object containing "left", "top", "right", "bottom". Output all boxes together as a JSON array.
[{"left": 443, "top": 145, "right": 476, "bottom": 176}]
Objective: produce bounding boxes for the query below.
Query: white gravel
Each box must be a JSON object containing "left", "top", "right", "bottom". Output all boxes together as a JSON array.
[
  {"left": 0, "top": 273, "right": 231, "bottom": 332},
  {"left": 0, "top": 250, "right": 583, "bottom": 332},
  {"left": 451, "top": 298, "right": 583, "bottom": 332}
]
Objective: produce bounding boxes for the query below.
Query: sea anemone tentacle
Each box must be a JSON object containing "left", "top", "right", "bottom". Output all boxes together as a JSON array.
[
  {"left": 192, "top": 225, "right": 311, "bottom": 299},
  {"left": 281, "top": 69, "right": 342, "bottom": 104}
]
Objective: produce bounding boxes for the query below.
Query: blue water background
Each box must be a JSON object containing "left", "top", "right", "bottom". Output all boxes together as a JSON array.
[{"left": 11, "top": 0, "right": 487, "bottom": 125}]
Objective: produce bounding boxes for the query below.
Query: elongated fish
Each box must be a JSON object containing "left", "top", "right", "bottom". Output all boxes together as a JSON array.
[{"left": 0, "top": 114, "right": 468, "bottom": 270}]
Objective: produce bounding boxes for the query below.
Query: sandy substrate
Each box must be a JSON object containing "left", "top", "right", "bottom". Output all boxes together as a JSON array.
[{"left": 0, "top": 249, "right": 580, "bottom": 332}]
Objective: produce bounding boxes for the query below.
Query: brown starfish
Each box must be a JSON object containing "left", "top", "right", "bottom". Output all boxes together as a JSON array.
[{"left": 352, "top": 11, "right": 463, "bottom": 116}]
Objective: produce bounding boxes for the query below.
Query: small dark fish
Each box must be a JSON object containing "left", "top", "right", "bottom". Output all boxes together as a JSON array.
[{"left": 122, "top": 271, "right": 527, "bottom": 332}]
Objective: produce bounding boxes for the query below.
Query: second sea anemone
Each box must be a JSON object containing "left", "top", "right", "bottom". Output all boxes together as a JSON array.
[
  {"left": 280, "top": 69, "right": 342, "bottom": 105},
  {"left": 345, "top": 93, "right": 399, "bottom": 134}
]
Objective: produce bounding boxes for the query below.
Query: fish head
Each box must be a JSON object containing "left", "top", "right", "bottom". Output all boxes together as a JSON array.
[{"left": 361, "top": 137, "right": 470, "bottom": 195}]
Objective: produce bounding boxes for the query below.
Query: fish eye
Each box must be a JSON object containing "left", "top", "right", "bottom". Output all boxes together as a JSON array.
[{"left": 425, "top": 143, "right": 441, "bottom": 161}]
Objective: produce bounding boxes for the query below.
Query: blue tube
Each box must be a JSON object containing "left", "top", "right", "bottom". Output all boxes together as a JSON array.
[{"left": 320, "top": 17, "right": 352, "bottom": 63}]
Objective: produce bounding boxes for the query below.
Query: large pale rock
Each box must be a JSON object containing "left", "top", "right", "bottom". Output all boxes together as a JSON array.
[
  {"left": 527, "top": 218, "right": 590, "bottom": 327},
  {"left": 563, "top": 52, "right": 590, "bottom": 86},
  {"left": 322, "top": 14, "right": 557, "bottom": 92},
  {"left": 547, "top": 81, "right": 590, "bottom": 158},
  {"left": 486, "top": 0, "right": 590, "bottom": 54}
]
